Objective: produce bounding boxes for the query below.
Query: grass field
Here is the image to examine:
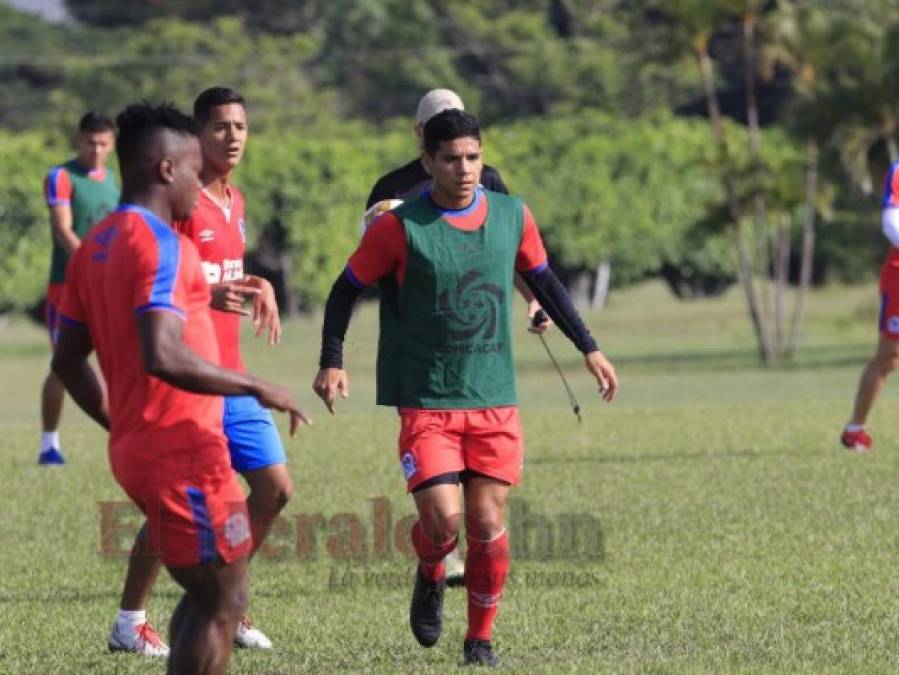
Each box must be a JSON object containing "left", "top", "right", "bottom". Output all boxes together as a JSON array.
[{"left": 2, "top": 280, "right": 899, "bottom": 674}]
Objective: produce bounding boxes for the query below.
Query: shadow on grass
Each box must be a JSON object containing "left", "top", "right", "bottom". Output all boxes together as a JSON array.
[
  {"left": 0, "top": 586, "right": 320, "bottom": 605},
  {"left": 529, "top": 446, "right": 822, "bottom": 466},
  {"left": 518, "top": 342, "right": 873, "bottom": 375}
]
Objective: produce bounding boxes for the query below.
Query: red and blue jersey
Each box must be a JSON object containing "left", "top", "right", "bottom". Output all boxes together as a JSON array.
[
  {"left": 44, "top": 160, "right": 119, "bottom": 284},
  {"left": 44, "top": 164, "right": 109, "bottom": 206},
  {"left": 59, "top": 204, "right": 228, "bottom": 483},
  {"left": 44, "top": 166, "right": 74, "bottom": 206},
  {"left": 882, "top": 162, "right": 899, "bottom": 273},
  {"left": 347, "top": 187, "right": 548, "bottom": 288},
  {"left": 175, "top": 187, "right": 246, "bottom": 371}
]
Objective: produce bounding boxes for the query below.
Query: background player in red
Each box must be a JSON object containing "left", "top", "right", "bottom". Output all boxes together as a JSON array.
[
  {"left": 313, "top": 110, "right": 618, "bottom": 667},
  {"left": 842, "top": 162, "right": 899, "bottom": 451},
  {"left": 106, "top": 87, "right": 289, "bottom": 654},
  {"left": 52, "top": 102, "right": 307, "bottom": 675},
  {"left": 39, "top": 111, "right": 118, "bottom": 465}
]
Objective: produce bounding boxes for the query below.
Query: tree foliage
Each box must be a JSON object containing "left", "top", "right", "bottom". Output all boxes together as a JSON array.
[
  {"left": 0, "top": 131, "right": 64, "bottom": 311},
  {"left": 1, "top": 0, "right": 898, "bottom": 330}
]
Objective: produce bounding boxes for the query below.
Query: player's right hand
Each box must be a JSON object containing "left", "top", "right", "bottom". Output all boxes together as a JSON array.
[
  {"left": 210, "top": 282, "right": 260, "bottom": 316},
  {"left": 253, "top": 380, "right": 311, "bottom": 436},
  {"left": 584, "top": 350, "right": 618, "bottom": 402},
  {"left": 312, "top": 368, "right": 349, "bottom": 415}
]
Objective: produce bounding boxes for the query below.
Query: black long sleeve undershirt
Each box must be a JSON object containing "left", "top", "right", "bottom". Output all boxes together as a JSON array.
[
  {"left": 521, "top": 266, "right": 599, "bottom": 354},
  {"left": 319, "top": 265, "right": 598, "bottom": 369},
  {"left": 319, "top": 272, "right": 362, "bottom": 368}
]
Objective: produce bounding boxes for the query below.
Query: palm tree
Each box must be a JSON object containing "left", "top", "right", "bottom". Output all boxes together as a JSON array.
[{"left": 642, "top": 0, "right": 776, "bottom": 361}]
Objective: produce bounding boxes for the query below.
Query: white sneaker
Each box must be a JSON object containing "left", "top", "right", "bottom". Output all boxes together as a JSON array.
[
  {"left": 234, "top": 616, "right": 273, "bottom": 649},
  {"left": 108, "top": 621, "right": 170, "bottom": 657}
]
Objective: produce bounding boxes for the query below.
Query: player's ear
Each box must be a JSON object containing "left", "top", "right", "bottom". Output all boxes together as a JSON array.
[
  {"left": 158, "top": 157, "right": 175, "bottom": 184},
  {"left": 421, "top": 151, "right": 433, "bottom": 176}
]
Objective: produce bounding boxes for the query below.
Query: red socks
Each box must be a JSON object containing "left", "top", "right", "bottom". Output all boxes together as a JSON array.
[
  {"left": 411, "top": 519, "right": 511, "bottom": 640},
  {"left": 411, "top": 520, "right": 457, "bottom": 583},
  {"left": 464, "top": 530, "right": 510, "bottom": 641}
]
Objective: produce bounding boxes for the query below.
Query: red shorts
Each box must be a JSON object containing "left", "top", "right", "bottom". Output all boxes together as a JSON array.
[
  {"left": 880, "top": 273, "right": 899, "bottom": 340},
  {"left": 117, "top": 465, "right": 251, "bottom": 568},
  {"left": 397, "top": 406, "right": 524, "bottom": 492},
  {"left": 45, "top": 282, "right": 66, "bottom": 345}
]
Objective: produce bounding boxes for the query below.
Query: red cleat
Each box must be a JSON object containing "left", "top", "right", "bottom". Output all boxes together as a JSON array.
[{"left": 840, "top": 428, "right": 873, "bottom": 452}]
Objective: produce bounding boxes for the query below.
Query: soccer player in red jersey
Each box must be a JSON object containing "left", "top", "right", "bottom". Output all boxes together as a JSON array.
[
  {"left": 313, "top": 110, "right": 618, "bottom": 667},
  {"left": 39, "top": 112, "right": 118, "bottom": 465},
  {"left": 842, "top": 162, "right": 899, "bottom": 451},
  {"left": 51, "top": 102, "right": 307, "bottom": 675},
  {"left": 106, "top": 87, "right": 289, "bottom": 653}
]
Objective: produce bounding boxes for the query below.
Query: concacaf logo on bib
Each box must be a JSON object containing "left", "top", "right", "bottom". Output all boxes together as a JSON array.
[
  {"left": 888, "top": 316, "right": 899, "bottom": 334},
  {"left": 238, "top": 218, "right": 246, "bottom": 243}
]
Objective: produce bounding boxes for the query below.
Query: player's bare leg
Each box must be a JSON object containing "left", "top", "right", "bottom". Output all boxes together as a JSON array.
[
  {"left": 242, "top": 463, "right": 293, "bottom": 557},
  {"left": 443, "top": 485, "right": 466, "bottom": 586},
  {"left": 231, "top": 463, "right": 292, "bottom": 649},
  {"left": 38, "top": 371, "right": 66, "bottom": 464},
  {"left": 108, "top": 522, "right": 168, "bottom": 656},
  {"left": 166, "top": 555, "right": 249, "bottom": 675},
  {"left": 409, "top": 481, "right": 462, "bottom": 647},
  {"left": 461, "top": 475, "right": 511, "bottom": 667},
  {"left": 843, "top": 335, "right": 899, "bottom": 450}
]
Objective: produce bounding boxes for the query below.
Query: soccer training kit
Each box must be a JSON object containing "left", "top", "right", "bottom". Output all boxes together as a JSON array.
[
  {"left": 43, "top": 160, "right": 118, "bottom": 343},
  {"left": 176, "top": 188, "right": 286, "bottom": 472},
  {"left": 60, "top": 205, "right": 251, "bottom": 567}
]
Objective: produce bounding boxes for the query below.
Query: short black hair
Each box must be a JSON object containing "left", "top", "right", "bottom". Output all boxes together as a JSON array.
[
  {"left": 78, "top": 111, "right": 114, "bottom": 134},
  {"left": 423, "top": 109, "right": 481, "bottom": 156},
  {"left": 115, "top": 102, "right": 197, "bottom": 168},
  {"left": 193, "top": 86, "right": 246, "bottom": 126}
]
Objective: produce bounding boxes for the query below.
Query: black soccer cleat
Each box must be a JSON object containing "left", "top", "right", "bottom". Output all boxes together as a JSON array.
[
  {"left": 462, "top": 639, "right": 500, "bottom": 667},
  {"left": 410, "top": 566, "right": 445, "bottom": 647}
]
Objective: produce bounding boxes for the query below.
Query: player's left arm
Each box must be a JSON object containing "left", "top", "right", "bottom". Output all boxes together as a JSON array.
[
  {"left": 241, "top": 274, "right": 281, "bottom": 345},
  {"left": 516, "top": 205, "right": 553, "bottom": 332},
  {"left": 517, "top": 205, "right": 618, "bottom": 401},
  {"left": 482, "top": 167, "right": 542, "bottom": 314}
]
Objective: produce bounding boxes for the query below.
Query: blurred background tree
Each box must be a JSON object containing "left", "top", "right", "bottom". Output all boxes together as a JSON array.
[{"left": 1, "top": 0, "right": 897, "bottom": 361}]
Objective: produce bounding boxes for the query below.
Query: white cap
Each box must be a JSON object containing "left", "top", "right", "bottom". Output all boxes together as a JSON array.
[{"left": 415, "top": 89, "right": 465, "bottom": 126}]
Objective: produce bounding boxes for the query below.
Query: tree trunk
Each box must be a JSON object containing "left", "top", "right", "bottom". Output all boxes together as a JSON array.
[
  {"left": 279, "top": 249, "right": 297, "bottom": 318},
  {"left": 569, "top": 270, "right": 593, "bottom": 309},
  {"left": 773, "top": 215, "right": 791, "bottom": 355},
  {"left": 695, "top": 38, "right": 775, "bottom": 363},
  {"left": 591, "top": 260, "right": 611, "bottom": 310},
  {"left": 786, "top": 140, "right": 818, "bottom": 356},
  {"left": 884, "top": 111, "right": 899, "bottom": 163},
  {"left": 744, "top": 12, "right": 773, "bottom": 349}
]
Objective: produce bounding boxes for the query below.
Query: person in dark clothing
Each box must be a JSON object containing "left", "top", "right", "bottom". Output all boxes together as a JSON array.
[{"left": 363, "top": 89, "right": 552, "bottom": 332}]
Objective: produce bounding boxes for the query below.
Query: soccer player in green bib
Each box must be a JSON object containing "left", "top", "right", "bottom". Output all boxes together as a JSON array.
[
  {"left": 39, "top": 112, "right": 119, "bottom": 465},
  {"left": 313, "top": 109, "right": 618, "bottom": 667}
]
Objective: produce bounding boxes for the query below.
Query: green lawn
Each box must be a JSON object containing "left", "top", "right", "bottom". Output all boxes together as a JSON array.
[{"left": 2, "top": 281, "right": 899, "bottom": 674}]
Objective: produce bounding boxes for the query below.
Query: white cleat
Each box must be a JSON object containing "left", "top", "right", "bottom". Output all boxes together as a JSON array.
[
  {"left": 234, "top": 615, "right": 273, "bottom": 649},
  {"left": 108, "top": 621, "right": 170, "bottom": 657}
]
